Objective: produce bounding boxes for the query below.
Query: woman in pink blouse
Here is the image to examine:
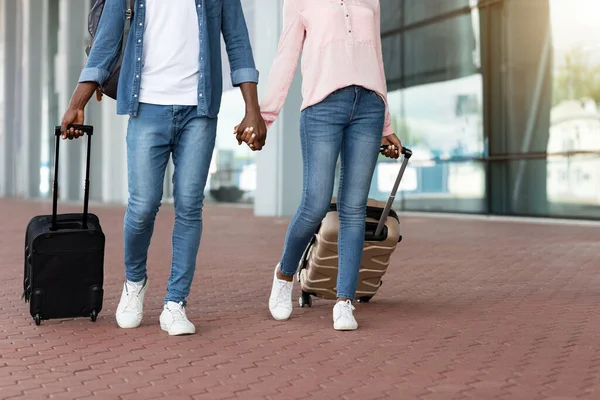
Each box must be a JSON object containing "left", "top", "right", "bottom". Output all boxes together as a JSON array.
[{"left": 248, "top": 0, "right": 402, "bottom": 330}]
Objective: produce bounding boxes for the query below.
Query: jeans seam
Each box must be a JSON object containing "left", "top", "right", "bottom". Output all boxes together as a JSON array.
[
  {"left": 279, "top": 112, "right": 310, "bottom": 277},
  {"left": 337, "top": 137, "right": 346, "bottom": 300},
  {"left": 170, "top": 148, "right": 177, "bottom": 296}
]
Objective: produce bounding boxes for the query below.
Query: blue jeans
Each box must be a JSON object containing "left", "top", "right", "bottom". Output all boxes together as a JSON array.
[
  {"left": 279, "top": 86, "right": 385, "bottom": 299},
  {"left": 124, "top": 103, "right": 216, "bottom": 304}
]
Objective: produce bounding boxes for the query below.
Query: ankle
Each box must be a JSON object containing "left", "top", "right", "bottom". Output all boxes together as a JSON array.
[
  {"left": 276, "top": 268, "right": 293, "bottom": 282},
  {"left": 336, "top": 298, "right": 350, "bottom": 303}
]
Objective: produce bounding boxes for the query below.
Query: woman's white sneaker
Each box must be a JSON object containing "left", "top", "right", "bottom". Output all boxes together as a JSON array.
[
  {"left": 115, "top": 278, "right": 148, "bottom": 329},
  {"left": 159, "top": 301, "right": 196, "bottom": 336},
  {"left": 268, "top": 264, "right": 294, "bottom": 321},
  {"left": 333, "top": 300, "right": 358, "bottom": 331}
]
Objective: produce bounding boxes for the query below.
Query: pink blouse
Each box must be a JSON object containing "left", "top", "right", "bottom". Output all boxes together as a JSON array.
[{"left": 260, "top": 0, "right": 394, "bottom": 137}]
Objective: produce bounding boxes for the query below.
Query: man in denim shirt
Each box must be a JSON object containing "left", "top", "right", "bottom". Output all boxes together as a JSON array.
[{"left": 60, "top": 0, "right": 266, "bottom": 336}]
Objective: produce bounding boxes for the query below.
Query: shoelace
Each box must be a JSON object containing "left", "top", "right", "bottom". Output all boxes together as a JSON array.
[
  {"left": 337, "top": 300, "right": 355, "bottom": 319},
  {"left": 123, "top": 284, "right": 143, "bottom": 312},
  {"left": 273, "top": 280, "right": 293, "bottom": 308},
  {"left": 168, "top": 302, "right": 187, "bottom": 321}
]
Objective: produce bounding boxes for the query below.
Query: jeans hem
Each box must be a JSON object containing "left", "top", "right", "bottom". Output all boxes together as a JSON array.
[
  {"left": 164, "top": 297, "right": 187, "bottom": 306},
  {"left": 279, "top": 262, "right": 297, "bottom": 277},
  {"left": 336, "top": 293, "right": 356, "bottom": 300},
  {"left": 125, "top": 273, "right": 147, "bottom": 284}
]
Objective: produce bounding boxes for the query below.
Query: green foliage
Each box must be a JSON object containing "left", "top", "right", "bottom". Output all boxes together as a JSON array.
[{"left": 553, "top": 46, "right": 600, "bottom": 105}]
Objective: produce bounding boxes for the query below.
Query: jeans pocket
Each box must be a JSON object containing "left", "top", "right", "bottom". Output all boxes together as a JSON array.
[{"left": 367, "top": 90, "right": 386, "bottom": 108}]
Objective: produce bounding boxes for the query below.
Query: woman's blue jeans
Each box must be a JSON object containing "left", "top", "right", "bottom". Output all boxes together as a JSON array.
[{"left": 279, "top": 85, "right": 385, "bottom": 300}]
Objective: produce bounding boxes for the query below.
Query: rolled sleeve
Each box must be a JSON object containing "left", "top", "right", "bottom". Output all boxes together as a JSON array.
[
  {"left": 231, "top": 68, "right": 259, "bottom": 87},
  {"left": 78, "top": 67, "right": 111, "bottom": 85}
]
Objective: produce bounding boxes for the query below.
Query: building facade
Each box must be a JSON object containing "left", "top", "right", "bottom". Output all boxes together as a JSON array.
[{"left": 1, "top": 0, "right": 599, "bottom": 219}]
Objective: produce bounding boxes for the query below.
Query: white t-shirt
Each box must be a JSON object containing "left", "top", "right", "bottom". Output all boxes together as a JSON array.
[{"left": 138, "top": 0, "right": 200, "bottom": 106}]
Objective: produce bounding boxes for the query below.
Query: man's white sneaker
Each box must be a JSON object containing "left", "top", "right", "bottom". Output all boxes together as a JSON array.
[
  {"left": 333, "top": 300, "right": 358, "bottom": 331},
  {"left": 159, "top": 301, "right": 196, "bottom": 336},
  {"left": 268, "top": 264, "right": 294, "bottom": 321},
  {"left": 115, "top": 278, "right": 148, "bottom": 329}
]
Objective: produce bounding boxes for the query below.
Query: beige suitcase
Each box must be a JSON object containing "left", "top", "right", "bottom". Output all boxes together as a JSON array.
[{"left": 297, "top": 147, "right": 412, "bottom": 306}]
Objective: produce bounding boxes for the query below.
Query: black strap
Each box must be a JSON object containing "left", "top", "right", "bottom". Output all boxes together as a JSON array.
[
  {"left": 327, "top": 203, "right": 399, "bottom": 222},
  {"left": 121, "top": 0, "right": 133, "bottom": 55}
]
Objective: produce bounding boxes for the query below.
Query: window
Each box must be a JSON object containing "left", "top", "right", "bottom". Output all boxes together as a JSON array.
[{"left": 371, "top": 1, "right": 485, "bottom": 213}]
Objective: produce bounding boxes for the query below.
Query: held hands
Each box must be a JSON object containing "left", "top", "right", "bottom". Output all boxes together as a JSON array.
[
  {"left": 234, "top": 110, "right": 267, "bottom": 151},
  {"left": 381, "top": 133, "right": 403, "bottom": 159}
]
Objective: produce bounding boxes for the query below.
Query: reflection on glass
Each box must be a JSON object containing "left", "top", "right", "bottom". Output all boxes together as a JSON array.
[
  {"left": 209, "top": 90, "right": 257, "bottom": 204},
  {"left": 372, "top": 74, "right": 485, "bottom": 212},
  {"left": 549, "top": 0, "right": 600, "bottom": 209},
  {"left": 370, "top": 2, "right": 485, "bottom": 213}
]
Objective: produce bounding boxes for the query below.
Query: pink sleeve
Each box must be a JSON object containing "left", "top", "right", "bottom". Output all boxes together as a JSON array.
[
  {"left": 260, "top": 0, "right": 305, "bottom": 129},
  {"left": 375, "top": 2, "right": 394, "bottom": 137}
]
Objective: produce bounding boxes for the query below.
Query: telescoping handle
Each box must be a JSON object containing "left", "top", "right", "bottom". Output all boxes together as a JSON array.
[
  {"left": 374, "top": 146, "right": 413, "bottom": 237},
  {"left": 52, "top": 125, "right": 94, "bottom": 231}
]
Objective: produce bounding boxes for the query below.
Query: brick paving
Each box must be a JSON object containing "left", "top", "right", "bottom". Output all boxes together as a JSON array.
[{"left": 1, "top": 198, "right": 600, "bottom": 399}]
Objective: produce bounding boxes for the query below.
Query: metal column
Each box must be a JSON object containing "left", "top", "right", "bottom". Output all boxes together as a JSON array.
[
  {"left": 253, "top": 0, "right": 303, "bottom": 217},
  {"left": 20, "top": 0, "right": 44, "bottom": 198},
  {"left": 55, "top": 0, "right": 89, "bottom": 202},
  {"left": 0, "top": 0, "right": 18, "bottom": 197}
]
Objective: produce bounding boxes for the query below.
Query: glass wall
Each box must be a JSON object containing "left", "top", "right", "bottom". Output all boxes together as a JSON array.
[
  {"left": 371, "top": 0, "right": 600, "bottom": 219},
  {"left": 545, "top": 0, "right": 600, "bottom": 217},
  {"left": 370, "top": 0, "right": 486, "bottom": 213}
]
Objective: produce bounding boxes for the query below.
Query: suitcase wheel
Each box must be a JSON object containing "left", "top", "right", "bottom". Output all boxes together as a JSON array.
[
  {"left": 34, "top": 313, "right": 41, "bottom": 326},
  {"left": 90, "top": 309, "right": 98, "bottom": 322},
  {"left": 357, "top": 296, "right": 372, "bottom": 303},
  {"left": 299, "top": 293, "right": 312, "bottom": 308}
]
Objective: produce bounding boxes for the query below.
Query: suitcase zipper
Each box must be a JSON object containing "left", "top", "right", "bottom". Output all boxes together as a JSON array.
[{"left": 33, "top": 248, "right": 103, "bottom": 255}]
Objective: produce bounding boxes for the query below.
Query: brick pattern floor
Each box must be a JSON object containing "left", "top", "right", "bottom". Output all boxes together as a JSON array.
[{"left": 1, "top": 198, "right": 600, "bottom": 399}]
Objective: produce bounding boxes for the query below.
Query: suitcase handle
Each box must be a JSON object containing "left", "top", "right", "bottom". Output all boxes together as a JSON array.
[
  {"left": 59, "top": 124, "right": 94, "bottom": 136},
  {"left": 51, "top": 125, "right": 94, "bottom": 231},
  {"left": 379, "top": 145, "right": 413, "bottom": 157},
  {"left": 374, "top": 147, "right": 412, "bottom": 237}
]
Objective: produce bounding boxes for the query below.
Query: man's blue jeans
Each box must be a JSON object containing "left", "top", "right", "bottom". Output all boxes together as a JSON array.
[
  {"left": 123, "top": 103, "right": 216, "bottom": 304},
  {"left": 279, "top": 86, "right": 385, "bottom": 300}
]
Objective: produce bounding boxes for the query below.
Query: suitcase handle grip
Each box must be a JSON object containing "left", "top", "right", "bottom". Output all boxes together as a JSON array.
[
  {"left": 380, "top": 145, "right": 412, "bottom": 159},
  {"left": 54, "top": 125, "right": 94, "bottom": 136},
  {"left": 51, "top": 125, "right": 94, "bottom": 231}
]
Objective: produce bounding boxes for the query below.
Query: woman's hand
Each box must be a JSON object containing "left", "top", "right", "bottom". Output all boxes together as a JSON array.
[{"left": 381, "top": 133, "right": 402, "bottom": 159}]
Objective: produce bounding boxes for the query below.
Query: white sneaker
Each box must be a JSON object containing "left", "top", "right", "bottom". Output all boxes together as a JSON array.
[
  {"left": 268, "top": 264, "right": 294, "bottom": 321},
  {"left": 159, "top": 301, "right": 196, "bottom": 336},
  {"left": 115, "top": 278, "right": 148, "bottom": 329},
  {"left": 333, "top": 300, "right": 358, "bottom": 331}
]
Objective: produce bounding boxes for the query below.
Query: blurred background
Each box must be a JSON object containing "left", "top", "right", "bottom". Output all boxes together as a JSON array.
[{"left": 0, "top": 0, "right": 599, "bottom": 219}]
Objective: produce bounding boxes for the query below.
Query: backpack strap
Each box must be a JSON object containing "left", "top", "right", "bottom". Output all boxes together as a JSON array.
[{"left": 121, "top": 0, "right": 134, "bottom": 55}]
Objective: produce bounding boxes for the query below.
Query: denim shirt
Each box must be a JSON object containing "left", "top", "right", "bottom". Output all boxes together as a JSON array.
[{"left": 79, "top": 0, "right": 259, "bottom": 117}]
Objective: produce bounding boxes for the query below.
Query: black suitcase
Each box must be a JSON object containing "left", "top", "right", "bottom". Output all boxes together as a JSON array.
[{"left": 22, "top": 125, "right": 105, "bottom": 326}]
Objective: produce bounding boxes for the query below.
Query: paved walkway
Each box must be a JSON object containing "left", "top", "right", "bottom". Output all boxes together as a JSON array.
[{"left": 1, "top": 198, "right": 600, "bottom": 399}]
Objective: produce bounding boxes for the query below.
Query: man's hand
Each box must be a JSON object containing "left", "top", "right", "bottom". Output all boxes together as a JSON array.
[
  {"left": 60, "top": 107, "right": 86, "bottom": 140},
  {"left": 235, "top": 110, "right": 267, "bottom": 151},
  {"left": 381, "top": 133, "right": 402, "bottom": 159},
  {"left": 60, "top": 81, "right": 98, "bottom": 140}
]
